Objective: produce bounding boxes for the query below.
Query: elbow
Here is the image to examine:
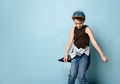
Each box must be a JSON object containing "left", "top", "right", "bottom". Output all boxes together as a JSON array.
[{"left": 92, "top": 40, "right": 98, "bottom": 47}]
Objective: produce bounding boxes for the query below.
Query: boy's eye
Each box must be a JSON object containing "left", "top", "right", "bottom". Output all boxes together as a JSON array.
[{"left": 75, "top": 22, "right": 83, "bottom": 24}]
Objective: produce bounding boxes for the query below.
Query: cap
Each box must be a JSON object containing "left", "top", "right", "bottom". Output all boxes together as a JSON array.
[{"left": 72, "top": 11, "right": 85, "bottom": 19}]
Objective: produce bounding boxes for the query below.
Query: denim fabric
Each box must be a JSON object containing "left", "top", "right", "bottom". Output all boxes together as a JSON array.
[
  {"left": 72, "top": 11, "right": 85, "bottom": 19},
  {"left": 68, "top": 53, "right": 90, "bottom": 84}
]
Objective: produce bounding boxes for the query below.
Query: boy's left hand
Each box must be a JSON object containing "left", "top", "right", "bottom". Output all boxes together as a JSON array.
[{"left": 101, "top": 55, "right": 108, "bottom": 63}]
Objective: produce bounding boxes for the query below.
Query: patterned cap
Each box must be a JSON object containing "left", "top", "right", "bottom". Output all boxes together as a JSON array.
[{"left": 72, "top": 11, "right": 85, "bottom": 19}]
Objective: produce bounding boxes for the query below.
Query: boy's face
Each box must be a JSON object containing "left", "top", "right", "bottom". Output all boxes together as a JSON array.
[{"left": 73, "top": 19, "right": 84, "bottom": 29}]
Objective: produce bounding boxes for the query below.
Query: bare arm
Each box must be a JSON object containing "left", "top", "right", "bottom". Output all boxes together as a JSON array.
[
  {"left": 64, "top": 28, "right": 74, "bottom": 62},
  {"left": 86, "top": 27, "right": 108, "bottom": 63}
]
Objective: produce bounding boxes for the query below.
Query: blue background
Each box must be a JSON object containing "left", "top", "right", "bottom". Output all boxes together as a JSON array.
[{"left": 0, "top": 0, "right": 120, "bottom": 84}]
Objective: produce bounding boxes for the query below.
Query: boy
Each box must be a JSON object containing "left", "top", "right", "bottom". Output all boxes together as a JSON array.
[{"left": 63, "top": 11, "right": 108, "bottom": 84}]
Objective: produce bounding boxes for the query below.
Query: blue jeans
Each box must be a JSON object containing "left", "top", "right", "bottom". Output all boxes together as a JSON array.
[{"left": 68, "top": 53, "right": 90, "bottom": 84}]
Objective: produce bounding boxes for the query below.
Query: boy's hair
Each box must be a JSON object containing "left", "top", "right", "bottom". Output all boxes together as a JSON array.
[{"left": 72, "top": 17, "right": 85, "bottom": 22}]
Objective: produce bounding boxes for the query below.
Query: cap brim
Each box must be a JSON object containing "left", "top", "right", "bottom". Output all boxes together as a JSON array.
[{"left": 72, "top": 16, "right": 85, "bottom": 19}]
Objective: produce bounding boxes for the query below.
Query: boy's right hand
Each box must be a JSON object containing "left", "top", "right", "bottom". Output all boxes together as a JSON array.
[{"left": 63, "top": 56, "right": 68, "bottom": 62}]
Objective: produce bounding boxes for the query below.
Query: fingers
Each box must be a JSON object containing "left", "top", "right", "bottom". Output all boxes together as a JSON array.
[
  {"left": 103, "top": 57, "right": 108, "bottom": 63},
  {"left": 63, "top": 57, "right": 68, "bottom": 62},
  {"left": 101, "top": 56, "right": 108, "bottom": 63},
  {"left": 104, "top": 58, "right": 108, "bottom": 63}
]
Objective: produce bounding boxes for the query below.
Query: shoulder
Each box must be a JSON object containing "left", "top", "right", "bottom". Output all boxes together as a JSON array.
[
  {"left": 71, "top": 27, "right": 75, "bottom": 33},
  {"left": 72, "top": 27, "right": 75, "bottom": 31},
  {"left": 68, "top": 27, "right": 75, "bottom": 36},
  {"left": 85, "top": 26, "right": 93, "bottom": 34}
]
